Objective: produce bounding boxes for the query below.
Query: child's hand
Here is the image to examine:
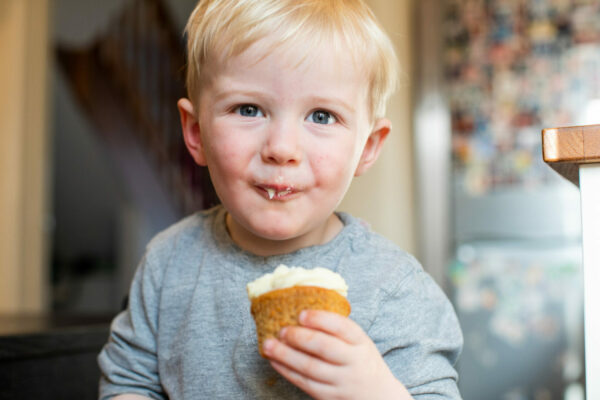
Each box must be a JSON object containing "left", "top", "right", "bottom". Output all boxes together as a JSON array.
[{"left": 262, "top": 310, "right": 413, "bottom": 400}]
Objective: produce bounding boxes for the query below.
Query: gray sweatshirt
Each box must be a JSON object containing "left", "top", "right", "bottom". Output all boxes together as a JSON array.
[{"left": 98, "top": 206, "right": 463, "bottom": 399}]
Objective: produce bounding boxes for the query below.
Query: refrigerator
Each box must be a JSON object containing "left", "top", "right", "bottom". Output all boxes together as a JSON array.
[{"left": 414, "top": 1, "right": 600, "bottom": 398}]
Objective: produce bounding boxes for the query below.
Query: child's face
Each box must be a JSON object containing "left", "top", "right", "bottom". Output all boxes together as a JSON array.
[{"left": 179, "top": 35, "right": 390, "bottom": 255}]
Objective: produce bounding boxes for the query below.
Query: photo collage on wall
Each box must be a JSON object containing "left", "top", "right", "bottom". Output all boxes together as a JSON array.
[{"left": 443, "top": 0, "right": 600, "bottom": 195}]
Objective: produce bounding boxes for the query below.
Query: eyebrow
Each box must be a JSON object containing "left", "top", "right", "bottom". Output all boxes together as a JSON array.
[
  {"left": 212, "top": 87, "right": 358, "bottom": 116},
  {"left": 307, "top": 95, "right": 356, "bottom": 115},
  {"left": 212, "top": 88, "right": 267, "bottom": 103}
]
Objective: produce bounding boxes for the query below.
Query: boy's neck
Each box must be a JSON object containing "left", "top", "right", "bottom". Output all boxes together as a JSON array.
[{"left": 225, "top": 213, "right": 344, "bottom": 257}]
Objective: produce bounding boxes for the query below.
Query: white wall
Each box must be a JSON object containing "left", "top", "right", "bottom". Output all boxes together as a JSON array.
[{"left": 0, "top": 0, "right": 51, "bottom": 313}]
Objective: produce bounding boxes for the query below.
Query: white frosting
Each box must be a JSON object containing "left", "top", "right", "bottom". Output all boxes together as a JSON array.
[
  {"left": 265, "top": 187, "right": 292, "bottom": 199},
  {"left": 247, "top": 264, "right": 348, "bottom": 298}
]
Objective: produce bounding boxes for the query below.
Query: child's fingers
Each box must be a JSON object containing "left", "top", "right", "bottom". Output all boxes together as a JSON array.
[
  {"left": 299, "top": 310, "right": 366, "bottom": 345},
  {"left": 263, "top": 338, "right": 337, "bottom": 384},
  {"left": 269, "top": 360, "right": 338, "bottom": 400},
  {"left": 278, "top": 325, "right": 349, "bottom": 365}
]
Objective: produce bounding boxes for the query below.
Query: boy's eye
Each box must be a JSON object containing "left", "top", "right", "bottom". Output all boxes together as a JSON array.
[
  {"left": 308, "top": 110, "right": 336, "bottom": 125},
  {"left": 236, "top": 104, "right": 263, "bottom": 117}
]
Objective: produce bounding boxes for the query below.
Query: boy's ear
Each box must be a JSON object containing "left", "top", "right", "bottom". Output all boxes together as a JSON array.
[
  {"left": 178, "top": 98, "right": 207, "bottom": 166},
  {"left": 354, "top": 118, "right": 391, "bottom": 177}
]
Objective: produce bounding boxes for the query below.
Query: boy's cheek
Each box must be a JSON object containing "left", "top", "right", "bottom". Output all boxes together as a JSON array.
[
  {"left": 205, "top": 138, "right": 251, "bottom": 168},
  {"left": 312, "top": 155, "right": 357, "bottom": 184}
]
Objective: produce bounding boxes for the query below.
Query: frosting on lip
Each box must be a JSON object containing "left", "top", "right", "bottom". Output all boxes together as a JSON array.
[
  {"left": 247, "top": 264, "right": 348, "bottom": 298},
  {"left": 265, "top": 187, "right": 291, "bottom": 199},
  {"left": 258, "top": 184, "right": 295, "bottom": 200}
]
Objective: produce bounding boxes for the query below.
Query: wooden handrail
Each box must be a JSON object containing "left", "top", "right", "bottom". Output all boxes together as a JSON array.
[
  {"left": 57, "top": 0, "right": 218, "bottom": 213},
  {"left": 542, "top": 124, "right": 600, "bottom": 399},
  {"left": 542, "top": 124, "right": 600, "bottom": 186}
]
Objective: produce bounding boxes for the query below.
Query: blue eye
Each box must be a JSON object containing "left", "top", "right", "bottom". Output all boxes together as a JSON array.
[
  {"left": 308, "top": 110, "right": 336, "bottom": 125},
  {"left": 237, "top": 104, "right": 263, "bottom": 117}
]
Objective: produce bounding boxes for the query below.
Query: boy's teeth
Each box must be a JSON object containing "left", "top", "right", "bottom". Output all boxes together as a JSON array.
[{"left": 265, "top": 188, "right": 292, "bottom": 199}]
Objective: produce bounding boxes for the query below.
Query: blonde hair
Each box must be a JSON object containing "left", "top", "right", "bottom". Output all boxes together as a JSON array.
[{"left": 184, "top": 0, "right": 399, "bottom": 119}]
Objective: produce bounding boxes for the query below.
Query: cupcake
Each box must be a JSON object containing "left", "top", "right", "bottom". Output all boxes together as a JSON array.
[{"left": 247, "top": 264, "right": 351, "bottom": 357}]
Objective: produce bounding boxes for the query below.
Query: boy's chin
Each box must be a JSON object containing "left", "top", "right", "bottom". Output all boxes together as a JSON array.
[
  {"left": 229, "top": 214, "right": 295, "bottom": 240},
  {"left": 249, "top": 225, "right": 304, "bottom": 242},
  {"left": 237, "top": 213, "right": 305, "bottom": 239},
  {"left": 227, "top": 211, "right": 336, "bottom": 254},
  {"left": 242, "top": 224, "right": 322, "bottom": 254}
]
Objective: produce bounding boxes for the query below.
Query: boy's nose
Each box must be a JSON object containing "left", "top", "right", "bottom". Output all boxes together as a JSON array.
[{"left": 260, "top": 121, "right": 302, "bottom": 165}]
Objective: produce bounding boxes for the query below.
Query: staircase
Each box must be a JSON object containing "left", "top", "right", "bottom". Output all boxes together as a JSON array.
[{"left": 57, "top": 0, "right": 218, "bottom": 214}]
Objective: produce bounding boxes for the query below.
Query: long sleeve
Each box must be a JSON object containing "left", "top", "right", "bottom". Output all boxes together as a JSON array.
[
  {"left": 369, "top": 266, "right": 463, "bottom": 399},
  {"left": 98, "top": 251, "right": 166, "bottom": 400}
]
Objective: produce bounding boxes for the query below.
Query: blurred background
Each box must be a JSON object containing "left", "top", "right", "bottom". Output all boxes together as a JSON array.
[{"left": 1, "top": 0, "right": 597, "bottom": 399}]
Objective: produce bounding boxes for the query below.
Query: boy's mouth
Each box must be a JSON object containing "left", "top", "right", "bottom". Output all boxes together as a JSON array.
[{"left": 257, "top": 184, "right": 296, "bottom": 200}]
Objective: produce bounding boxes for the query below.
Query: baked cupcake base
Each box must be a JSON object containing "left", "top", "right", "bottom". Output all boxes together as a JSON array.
[{"left": 250, "top": 285, "right": 351, "bottom": 357}]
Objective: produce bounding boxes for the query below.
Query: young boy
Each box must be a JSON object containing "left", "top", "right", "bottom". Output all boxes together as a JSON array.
[{"left": 98, "top": 0, "right": 463, "bottom": 399}]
